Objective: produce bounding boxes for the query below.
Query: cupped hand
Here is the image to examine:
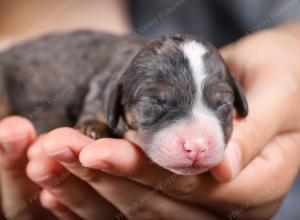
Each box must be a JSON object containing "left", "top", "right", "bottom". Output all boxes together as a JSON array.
[
  {"left": 6, "top": 23, "right": 300, "bottom": 220},
  {"left": 0, "top": 117, "right": 119, "bottom": 220},
  {"left": 76, "top": 24, "right": 300, "bottom": 219},
  {"left": 38, "top": 128, "right": 218, "bottom": 220}
]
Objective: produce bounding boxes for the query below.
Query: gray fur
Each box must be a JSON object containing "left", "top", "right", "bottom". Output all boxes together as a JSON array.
[
  {"left": 0, "top": 30, "right": 144, "bottom": 133},
  {"left": 0, "top": 30, "right": 247, "bottom": 148}
]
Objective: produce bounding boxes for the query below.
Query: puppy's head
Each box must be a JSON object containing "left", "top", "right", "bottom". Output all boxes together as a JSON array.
[{"left": 107, "top": 35, "right": 248, "bottom": 175}]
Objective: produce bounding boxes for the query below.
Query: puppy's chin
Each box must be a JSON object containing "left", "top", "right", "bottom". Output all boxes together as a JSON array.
[
  {"left": 150, "top": 152, "right": 223, "bottom": 176},
  {"left": 168, "top": 167, "right": 209, "bottom": 176}
]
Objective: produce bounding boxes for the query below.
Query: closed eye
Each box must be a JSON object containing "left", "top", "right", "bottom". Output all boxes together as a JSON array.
[{"left": 217, "top": 101, "right": 232, "bottom": 113}]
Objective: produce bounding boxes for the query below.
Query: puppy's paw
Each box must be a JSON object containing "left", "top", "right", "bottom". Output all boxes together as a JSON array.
[{"left": 75, "top": 121, "right": 113, "bottom": 139}]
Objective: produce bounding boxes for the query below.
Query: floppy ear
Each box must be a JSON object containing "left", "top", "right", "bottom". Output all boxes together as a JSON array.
[
  {"left": 107, "top": 83, "right": 123, "bottom": 129},
  {"left": 228, "top": 72, "right": 248, "bottom": 118}
]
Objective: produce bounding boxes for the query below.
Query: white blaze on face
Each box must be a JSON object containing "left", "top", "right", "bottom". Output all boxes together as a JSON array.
[
  {"left": 181, "top": 40, "right": 225, "bottom": 156},
  {"left": 142, "top": 41, "right": 226, "bottom": 175},
  {"left": 180, "top": 41, "right": 212, "bottom": 119},
  {"left": 181, "top": 41, "right": 224, "bottom": 140},
  {"left": 181, "top": 41, "right": 207, "bottom": 85}
]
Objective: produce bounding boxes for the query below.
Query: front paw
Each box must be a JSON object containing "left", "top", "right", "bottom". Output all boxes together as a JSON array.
[{"left": 75, "top": 121, "right": 112, "bottom": 139}]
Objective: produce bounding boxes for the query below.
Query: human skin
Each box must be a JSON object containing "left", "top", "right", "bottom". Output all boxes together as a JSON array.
[
  {"left": 0, "top": 117, "right": 56, "bottom": 219},
  {"left": 0, "top": 117, "right": 119, "bottom": 220},
  {"left": 1, "top": 23, "right": 300, "bottom": 219}
]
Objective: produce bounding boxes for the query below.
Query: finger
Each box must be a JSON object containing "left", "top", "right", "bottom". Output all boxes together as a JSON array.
[
  {"left": 202, "top": 131, "right": 300, "bottom": 219},
  {"left": 41, "top": 128, "right": 103, "bottom": 189},
  {"left": 43, "top": 127, "right": 150, "bottom": 177},
  {"left": 79, "top": 138, "right": 174, "bottom": 184},
  {"left": 0, "top": 116, "right": 35, "bottom": 158},
  {"left": 83, "top": 174, "right": 218, "bottom": 220},
  {"left": 42, "top": 128, "right": 93, "bottom": 164},
  {"left": 40, "top": 190, "right": 82, "bottom": 220},
  {"left": 79, "top": 126, "right": 300, "bottom": 216},
  {"left": 79, "top": 138, "right": 221, "bottom": 199},
  {"left": 42, "top": 128, "right": 173, "bottom": 197},
  {"left": 76, "top": 123, "right": 300, "bottom": 219},
  {"left": 40, "top": 127, "right": 218, "bottom": 217},
  {"left": 212, "top": 50, "right": 296, "bottom": 181},
  {"left": 27, "top": 134, "right": 47, "bottom": 159},
  {"left": 0, "top": 116, "right": 51, "bottom": 219},
  {"left": 27, "top": 154, "right": 117, "bottom": 220},
  {"left": 41, "top": 128, "right": 110, "bottom": 190},
  {"left": 82, "top": 138, "right": 216, "bottom": 199}
]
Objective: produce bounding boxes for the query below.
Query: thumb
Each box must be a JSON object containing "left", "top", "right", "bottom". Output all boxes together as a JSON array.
[{"left": 212, "top": 49, "right": 294, "bottom": 182}]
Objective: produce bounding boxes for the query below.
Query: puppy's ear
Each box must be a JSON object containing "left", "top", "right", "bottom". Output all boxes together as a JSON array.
[
  {"left": 107, "top": 83, "right": 123, "bottom": 129},
  {"left": 228, "top": 72, "right": 248, "bottom": 118}
]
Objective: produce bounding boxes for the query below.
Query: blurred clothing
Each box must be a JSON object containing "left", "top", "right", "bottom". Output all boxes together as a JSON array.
[{"left": 273, "top": 176, "right": 300, "bottom": 220}]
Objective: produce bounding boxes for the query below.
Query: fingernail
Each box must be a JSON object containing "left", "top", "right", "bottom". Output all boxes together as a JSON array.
[
  {"left": 81, "top": 160, "right": 111, "bottom": 170},
  {"left": 226, "top": 141, "right": 242, "bottom": 179},
  {"left": 48, "top": 147, "right": 76, "bottom": 163},
  {"left": 0, "top": 135, "right": 29, "bottom": 155}
]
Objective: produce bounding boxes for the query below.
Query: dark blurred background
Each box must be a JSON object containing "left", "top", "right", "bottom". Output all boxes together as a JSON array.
[{"left": 130, "top": 0, "right": 300, "bottom": 46}]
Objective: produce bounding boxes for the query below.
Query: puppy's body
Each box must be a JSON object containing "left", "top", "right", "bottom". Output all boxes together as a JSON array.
[
  {"left": 0, "top": 31, "right": 248, "bottom": 175},
  {"left": 0, "top": 31, "right": 144, "bottom": 132}
]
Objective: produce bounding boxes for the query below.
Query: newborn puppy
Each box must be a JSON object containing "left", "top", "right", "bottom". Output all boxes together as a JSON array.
[{"left": 0, "top": 31, "right": 248, "bottom": 175}]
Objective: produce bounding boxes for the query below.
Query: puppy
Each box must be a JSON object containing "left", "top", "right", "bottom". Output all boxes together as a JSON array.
[{"left": 0, "top": 31, "right": 248, "bottom": 175}]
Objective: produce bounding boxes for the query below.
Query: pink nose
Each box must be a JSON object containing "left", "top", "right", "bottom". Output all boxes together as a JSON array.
[{"left": 183, "top": 139, "right": 210, "bottom": 162}]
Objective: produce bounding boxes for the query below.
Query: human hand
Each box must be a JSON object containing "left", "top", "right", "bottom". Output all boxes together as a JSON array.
[
  {"left": 25, "top": 130, "right": 118, "bottom": 219},
  {"left": 74, "top": 24, "right": 300, "bottom": 219},
  {"left": 211, "top": 23, "right": 300, "bottom": 182},
  {"left": 11, "top": 23, "right": 300, "bottom": 220},
  {"left": 0, "top": 117, "right": 55, "bottom": 220},
  {"left": 0, "top": 117, "right": 119, "bottom": 220},
  {"left": 35, "top": 128, "right": 218, "bottom": 220}
]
